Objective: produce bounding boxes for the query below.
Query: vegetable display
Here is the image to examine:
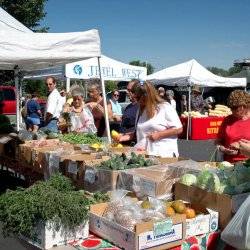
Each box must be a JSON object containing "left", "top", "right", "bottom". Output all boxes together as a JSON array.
[
  {"left": 60, "top": 133, "right": 103, "bottom": 145},
  {"left": 98, "top": 152, "right": 154, "bottom": 170},
  {"left": 180, "top": 162, "right": 250, "bottom": 195},
  {"left": 0, "top": 174, "right": 92, "bottom": 239}
]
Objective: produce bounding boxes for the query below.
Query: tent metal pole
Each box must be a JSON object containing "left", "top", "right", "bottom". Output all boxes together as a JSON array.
[
  {"left": 19, "top": 79, "right": 23, "bottom": 124},
  {"left": 66, "top": 77, "right": 70, "bottom": 92},
  {"left": 14, "top": 68, "right": 20, "bottom": 131},
  {"left": 186, "top": 85, "right": 191, "bottom": 140},
  {"left": 97, "top": 57, "right": 111, "bottom": 143}
]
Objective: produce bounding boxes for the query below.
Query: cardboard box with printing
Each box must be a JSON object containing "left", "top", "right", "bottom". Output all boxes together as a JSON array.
[
  {"left": 118, "top": 160, "right": 203, "bottom": 198},
  {"left": 174, "top": 182, "right": 250, "bottom": 229},
  {"left": 90, "top": 202, "right": 186, "bottom": 250}
]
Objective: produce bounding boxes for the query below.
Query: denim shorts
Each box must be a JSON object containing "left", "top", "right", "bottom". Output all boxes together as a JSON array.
[{"left": 27, "top": 117, "right": 40, "bottom": 125}]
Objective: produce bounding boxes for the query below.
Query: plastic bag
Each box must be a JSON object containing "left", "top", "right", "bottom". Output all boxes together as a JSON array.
[{"left": 222, "top": 195, "right": 250, "bottom": 249}]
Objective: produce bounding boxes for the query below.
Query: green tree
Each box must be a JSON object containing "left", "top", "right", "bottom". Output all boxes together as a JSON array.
[
  {"left": 105, "top": 81, "right": 117, "bottom": 93},
  {"left": 0, "top": 0, "right": 48, "bottom": 32},
  {"left": 207, "top": 65, "right": 243, "bottom": 77},
  {"left": 129, "top": 60, "right": 155, "bottom": 75},
  {"left": 0, "top": 0, "right": 48, "bottom": 85},
  {"left": 23, "top": 79, "right": 47, "bottom": 98},
  {"left": 207, "top": 67, "right": 229, "bottom": 77},
  {"left": 228, "top": 65, "right": 242, "bottom": 76}
]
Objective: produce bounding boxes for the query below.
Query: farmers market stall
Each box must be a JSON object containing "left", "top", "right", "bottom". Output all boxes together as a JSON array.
[
  {"left": 146, "top": 59, "right": 247, "bottom": 140},
  {"left": 1, "top": 132, "right": 250, "bottom": 250}
]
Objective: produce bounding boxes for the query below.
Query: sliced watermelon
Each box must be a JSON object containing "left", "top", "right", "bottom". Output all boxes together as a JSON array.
[{"left": 81, "top": 238, "right": 102, "bottom": 249}]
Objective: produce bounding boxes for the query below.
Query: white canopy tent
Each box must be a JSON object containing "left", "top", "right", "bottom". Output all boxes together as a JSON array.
[
  {"left": 0, "top": 7, "right": 107, "bottom": 139},
  {"left": 146, "top": 59, "right": 247, "bottom": 87},
  {"left": 24, "top": 54, "right": 147, "bottom": 92},
  {"left": 147, "top": 59, "right": 247, "bottom": 139}
]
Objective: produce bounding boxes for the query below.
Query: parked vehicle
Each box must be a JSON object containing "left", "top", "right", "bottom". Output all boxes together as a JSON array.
[
  {"left": 106, "top": 89, "right": 130, "bottom": 112},
  {"left": 0, "top": 86, "right": 16, "bottom": 115},
  {"left": 0, "top": 86, "right": 46, "bottom": 117}
]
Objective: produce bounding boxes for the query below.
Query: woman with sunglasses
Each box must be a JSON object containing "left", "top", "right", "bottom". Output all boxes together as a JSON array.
[
  {"left": 117, "top": 81, "right": 183, "bottom": 157},
  {"left": 109, "top": 89, "right": 122, "bottom": 122},
  {"left": 217, "top": 90, "right": 250, "bottom": 163}
]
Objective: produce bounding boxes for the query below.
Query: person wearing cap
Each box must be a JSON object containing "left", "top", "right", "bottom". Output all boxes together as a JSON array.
[
  {"left": 60, "top": 85, "right": 97, "bottom": 133},
  {"left": 190, "top": 85, "right": 205, "bottom": 113},
  {"left": 165, "top": 90, "right": 176, "bottom": 110}
]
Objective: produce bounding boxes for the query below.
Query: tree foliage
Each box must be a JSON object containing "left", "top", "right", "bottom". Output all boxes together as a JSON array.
[
  {"left": 0, "top": 0, "right": 48, "bottom": 32},
  {"left": 105, "top": 80, "right": 117, "bottom": 93},
  {"left": 129, "top": 60, "right": 154, "bottom": 75},
  {"left": 23, "top": 79, "right": 47, "bottom": 97},
  {"left": 207, "top": 65, "right": 242, "bottom": 77}
]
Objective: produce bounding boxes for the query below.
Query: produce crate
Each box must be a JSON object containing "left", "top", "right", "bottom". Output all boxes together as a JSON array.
[
  {"left": 21, "top": 221, "right": 89, "bottom": 249},
  {"left": 90, "top": 202, "right": 186, "bottom": 250},
  {"left": 174, "top": 182, "right": 250, "bottom": 229}
]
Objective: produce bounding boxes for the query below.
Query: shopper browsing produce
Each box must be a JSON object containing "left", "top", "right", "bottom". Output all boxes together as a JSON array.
[
  {"left": 61, "top": 85, "right": 97, "bottom": 133},
  {"left": 217, "top": 90, "right": 250, "bottom": 163},
  {"left": 120, "top": 79, "right": 139, "bottom": 134},
  {"left": 86, "top": 80, "right": 112, "bottom": 137},
  {"left": 117, "top": 81, "right": 183, "bottom": 157}
]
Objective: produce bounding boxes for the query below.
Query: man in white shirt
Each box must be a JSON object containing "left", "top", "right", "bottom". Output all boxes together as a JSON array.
[
  {"left": 43, "top": 77, "right": 62, "bottom": 133},
  {"left": 166, "top": 90, "right": 176, "bottom": 110}
]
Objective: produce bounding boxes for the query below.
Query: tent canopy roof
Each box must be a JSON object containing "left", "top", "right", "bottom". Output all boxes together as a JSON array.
[
  {"left": 0, "top": 29, "right": 101, "bottom": 71},
  {"left": 147, "top": 59, "right": 246, "bottom": 88},
  {"left": 0, "top": 7, "right": 32, "bottom": 33}
]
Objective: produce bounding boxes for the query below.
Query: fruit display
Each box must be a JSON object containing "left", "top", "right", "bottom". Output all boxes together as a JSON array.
[
  {"left": 103, "top": 197, "right": 197, "bottom": 232},
  {"left": 180, "top": 163, "right": 250, "bottom": 195},
  {"left": 209, "top": 104, "right": 232, "bottom": 117},
  {"left": 97, "top": 152, "right": 154, "bottom": 170},
  {"left": 111, "top": 130, "right": 121, "bottom": 141}
]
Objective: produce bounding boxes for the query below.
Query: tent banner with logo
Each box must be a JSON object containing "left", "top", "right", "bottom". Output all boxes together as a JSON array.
[{"left": 65, "top": 55, "right": 147, "bottom": 81}]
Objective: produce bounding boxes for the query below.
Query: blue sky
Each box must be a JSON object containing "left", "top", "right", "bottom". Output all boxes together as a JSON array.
[{"left": 41, "top": 0, "right": 250, "bottom": 71}]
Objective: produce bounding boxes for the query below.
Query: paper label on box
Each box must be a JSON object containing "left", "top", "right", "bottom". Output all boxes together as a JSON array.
[
  {"left": 85, "top": 168, "right": 96, "bottom": 184},
  {"left": 138, "top": 223, "right": 183, "bottom": 249},
  {"left": 68, "top": 161, "right": 78, "bottom": 174},
  {"left": 186, "top": 215, "right": 210, "bottom": 237},
  {"left": 154, "top": 218, "right": 173, "bottom": 237}
]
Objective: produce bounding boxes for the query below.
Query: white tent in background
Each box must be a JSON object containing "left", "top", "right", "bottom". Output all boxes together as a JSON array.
[
  {"left": 146, "top": 59, "right": 246, "bottom": 87},
  {"left": 24, "top": 54, "right": 147, "bottom": 92},
  {"left": 0, "top": 7, "right": 106, "bottom": 138}
]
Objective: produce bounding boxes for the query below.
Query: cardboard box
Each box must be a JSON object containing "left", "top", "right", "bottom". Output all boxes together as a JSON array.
[
  {"left": 118, "top": 160, "right": 202, "bottom": 198},
  {"left": 174, "top": 182, "right": 250, "bottom": 229},
  {"left": 185, "top": 203, "right": 218, "bottom": 237},
  {"left": 21, "top": 221, "right": 88, "bottom": 249},
  {"left": 62, "top": 156, "right": 109, "bottom": 189},
  {"left": 90, "top": 203, "right": 186, "bottom": 250},
  {"left": 84, "top": 167, "right": 120, "bottom": 192}
]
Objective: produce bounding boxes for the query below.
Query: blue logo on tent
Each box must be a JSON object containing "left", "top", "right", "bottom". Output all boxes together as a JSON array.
[{"left": 73, "top": 65, "right": 83, "bottom": 75}]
